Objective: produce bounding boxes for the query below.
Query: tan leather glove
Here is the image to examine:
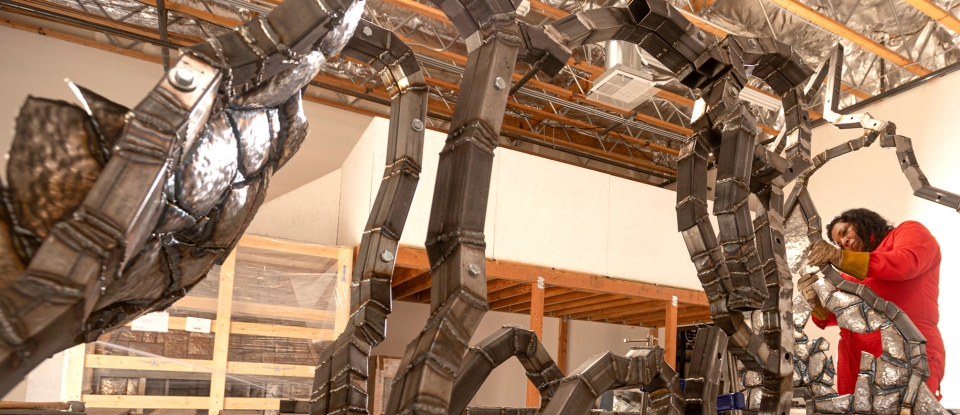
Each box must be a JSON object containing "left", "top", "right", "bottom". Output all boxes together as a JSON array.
[
  {"left": 806, "top": 240, "right": 869, "bottom": 280},
  {"left": 807, "top": 240, "right": 842, "bottom": 268},
  {"left": 838, "top": 251, "right": 869, "bottom": 281},
  {"left": 798, "top": 273, "right": 830, "bottom": 320}
]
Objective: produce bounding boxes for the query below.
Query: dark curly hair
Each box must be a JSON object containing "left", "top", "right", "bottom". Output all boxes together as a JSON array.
[{"left": 825, "top": 208, "right": 895, "bottom": 252}]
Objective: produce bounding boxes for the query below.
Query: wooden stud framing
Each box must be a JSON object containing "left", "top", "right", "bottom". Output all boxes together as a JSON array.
[
  {"left": 558, "top": 318, "right": 569, "bottom": 373},
  {"left": 75, "top": 235, "right": 353, "bottom": 413},
  {"left": 62, "top": 344, "right": 86, "bottom": 401},
  {"left": 395, "top": 247, "right": 708, "bottom": 306},
  {"left": 663, "top": 296, "right": 678, "bottom": 369},
  {"left": 902, "top": 0, "right": 960, "bottom": 34},
  {"left": 506, "top": 287, "right": 601, "bottom": 313},
  {"left": 768, "top": 0, "right": 932, "bottom": 76},
  {"left": 208, "top": 249, "right": 236, "bottom": 415},
  {"left": 526, "top": 278, "right": 545, "bottom": 407}
]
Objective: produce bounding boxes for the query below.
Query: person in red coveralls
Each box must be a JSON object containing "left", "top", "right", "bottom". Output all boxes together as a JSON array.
[{"left": 797, "top": 208, "right": 944, "bottom": 400}]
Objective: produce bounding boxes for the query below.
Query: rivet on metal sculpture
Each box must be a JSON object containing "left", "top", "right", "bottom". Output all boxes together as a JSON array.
[{"left": 0, "top": 0, "right": 954, "bottom": 412}]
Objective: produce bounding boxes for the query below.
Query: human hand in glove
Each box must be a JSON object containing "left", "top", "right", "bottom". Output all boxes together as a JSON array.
[
  {"left": 798, "top": 273, "right": 830, "bottom": 320},
  {"left": 807, "top": 240, "right": 842, "bottom": 268},
  {"left": 806, "top": 240, "right": 870, "bottom": 280}
]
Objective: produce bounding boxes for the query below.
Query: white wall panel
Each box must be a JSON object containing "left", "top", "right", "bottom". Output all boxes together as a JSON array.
[
  {"left": 606, "top": 176, "right": 702, "bottom": 290},
  {"left": 246, "top": 169, "right": 342, "bottom": 245},
  {"left": 336, "top": 120, "right": 380, "bottom": 247},
  {"left": 492, "top": 150, "right": 610, "bottom": 275}
]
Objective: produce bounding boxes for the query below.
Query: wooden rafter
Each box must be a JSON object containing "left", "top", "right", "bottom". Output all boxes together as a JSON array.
[
  {"left": 547, "top": 296, "right": 637, "bottom": 315},
  {"left": 396, "top": 247, "right": 708, "bottom": 305},
  {"left": 768, "top": 0, "right": 932, "bottom": 77},
  {"left": 901, "top": 0, "right": 960, "bottom": 34}
]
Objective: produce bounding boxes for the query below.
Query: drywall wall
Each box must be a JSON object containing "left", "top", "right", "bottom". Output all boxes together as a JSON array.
[
  {"left": 807, "top": 68, "right": 960, "bottom": 405},
  {"left": 337, "top": 117, "right": 703, "bottom": 291},
  {"left": 246, "top": 169, "right": 343, "bottom": 245}
]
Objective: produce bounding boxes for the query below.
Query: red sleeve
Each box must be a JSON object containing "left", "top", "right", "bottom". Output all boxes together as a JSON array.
[
  {"left": 866, "top": 221, "right": 939, "bottom": 282},
  {"left": 812, "top": 311, "right": 837, "bottom": 329}
]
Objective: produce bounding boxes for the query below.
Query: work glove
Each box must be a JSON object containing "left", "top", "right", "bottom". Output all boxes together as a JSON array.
[
  {"left": 798, "top": 273, "right": 830, "bottom": 320},
  {"left": 806, "top": 240, "right": 869, "bottom": 281}
]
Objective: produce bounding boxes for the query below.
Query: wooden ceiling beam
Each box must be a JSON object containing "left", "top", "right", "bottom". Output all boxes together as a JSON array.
[
  {"left": 575, "top": 301, "right": 664, "bottom": 320},
  {"left": 492, "top": 287, "right": 574, "bottom": 311},
  {"left": 553, "top": 298, "right": 642, "bottom": 316},
  {"left": 620, "top": 308, "right": 712, "bottom": 325},
  {"left": 502, "top": 287, "right": 576, "bottom": 313},
  {"left": 569, "top": 302, "right": 661, "bottom": 320},
  {"left": 768, "top": 0, "right": 932, "bottom": 77},
  {"left": 397, "top": 248, "right": 710, "bottom": 306},
  {"left": 391, "top": 268, "right": 425, "bottom": 287},
  {"left": 392, "top": 271, "right": 433, "bottom": 300},
  {"left": 682, "top": 0, "right": 720, "bottom": 14},
  {"left": 487, "top": 284, "right": 533, "bottom": 302},
  {"left": 544, "top": 294, "right": 627, "bottom": 313},
  {"left": 901, "top": 0, "right": 960, "bottom": 35},
  {"left": 487, "top": 279, "right": 523, "bottom": 294},
  {"left": 593, "top": 305, "right": 708, "bottom": 323}
]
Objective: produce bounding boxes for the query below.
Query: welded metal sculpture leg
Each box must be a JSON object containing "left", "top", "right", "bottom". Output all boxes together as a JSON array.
[
  {"left": 309, "top": 20, "right": 428, "bottom": 415},
  {"left": 682, "top": 327, "right": 728, "bottom": 415},
  {"left": 540, "top": 347, "right": 684, "bottom": 415},
  {"left": 383, "top": 0, "right": 520, "bottom": 412},
  {"left": 450, "top": 326, "right": 564, "bottom": 413}
]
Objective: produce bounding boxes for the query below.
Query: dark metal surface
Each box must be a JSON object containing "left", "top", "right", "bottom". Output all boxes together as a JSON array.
[
  {"left": 1, "top": 0, "right": 955, "bottom": 412},
  {"left": 309, "top": 18, "right": 428, "bottom": 415},
  {"left": 450, "top": 326, "right": 564, "bottom": 414},
  {"left": 0, "top": 0, "right": 365, "bottom": 394}
]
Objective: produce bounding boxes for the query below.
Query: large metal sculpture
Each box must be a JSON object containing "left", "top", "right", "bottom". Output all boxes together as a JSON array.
[{"left": 0, "top": 0, "right": 954, "bottom": 412}]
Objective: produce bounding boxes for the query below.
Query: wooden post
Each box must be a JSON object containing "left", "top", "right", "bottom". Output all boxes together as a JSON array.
[
  {"left": 557, "top": 317, "right": 569, "bottom": 374},
  {"left": 61, "top": 343, "right": 86, "bottom": 401},
  {"left": 664, "top": 295, "right": 678, "bottom": 369},
  {"left": 525, "top": 277, "right": 545, "bottom": 407},
  {"left": 335, "top": 247, "right": 353, "bottom": 337},
  {"left": 209, "top": 249, "right": 237, "bottom": 415}
]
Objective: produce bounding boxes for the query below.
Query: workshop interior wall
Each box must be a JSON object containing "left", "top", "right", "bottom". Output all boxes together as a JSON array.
[
  {"left": 5, "top": 16, "right": 960, "bottom": 408},
  {"left": 807, "top": 68, "right": 960, "bottom": 407},
  {"left": 335, "top": 117, "right": 704, "bottom": 291},
  {"left": 246, "top": 169, "right": 343, "bottom": 246}
]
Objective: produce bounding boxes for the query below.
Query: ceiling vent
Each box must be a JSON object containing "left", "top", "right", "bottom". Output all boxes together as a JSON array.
[
  {"left": 592, "top": 40, "right": 784, "bottom": 112},
  {"left": 587, "top": 40, "right": 660, "bottom": 110}
]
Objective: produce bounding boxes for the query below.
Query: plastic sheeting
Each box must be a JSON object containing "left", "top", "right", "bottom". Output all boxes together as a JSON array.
[{"left": 87, "top": 235, "right": 349, "bottom": 413}]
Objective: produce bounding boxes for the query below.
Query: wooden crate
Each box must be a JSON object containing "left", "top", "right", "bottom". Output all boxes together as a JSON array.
[{"left": 64, "top": 235, "right": 353, "bottom": 414}]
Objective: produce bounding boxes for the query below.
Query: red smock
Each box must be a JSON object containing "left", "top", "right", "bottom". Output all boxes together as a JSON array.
[{"left": 812, "top": 221, "right": 945, "bottom": 398}]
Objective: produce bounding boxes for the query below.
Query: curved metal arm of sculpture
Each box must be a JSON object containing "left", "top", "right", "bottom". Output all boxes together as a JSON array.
[
  {"left": 0, "top": 0, "right": 367, "bottom": 396},
  {"left": 381, "top": 0, "right": 522, "bottom": 413},
  {"left": 680, "top": 326, "right": 729, "bottom": 415},
  {"left": 538, "top": 346, "right": 685, "bottom": 415},
  {"left": 448, "top": 326, "right": 564, "bottom": 414},
  {"left": 308, "top": 20, "right": 428, "bottom": 415}
]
